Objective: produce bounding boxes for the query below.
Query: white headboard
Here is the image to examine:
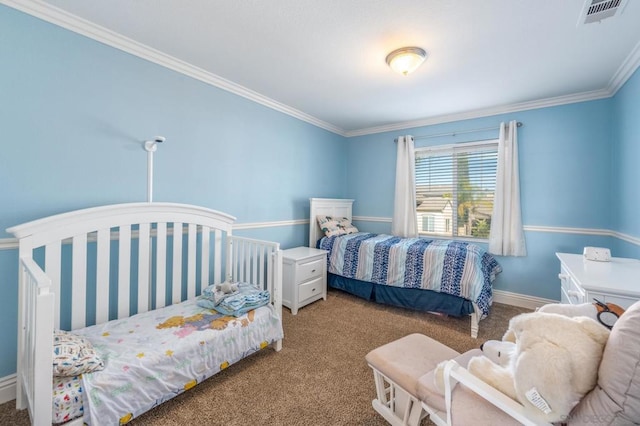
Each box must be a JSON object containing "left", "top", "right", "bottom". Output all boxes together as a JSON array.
[{"left": 309, "top": 198, "right": 354, "bottom": 247}]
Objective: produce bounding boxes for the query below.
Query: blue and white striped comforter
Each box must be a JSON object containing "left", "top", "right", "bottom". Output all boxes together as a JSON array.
[{"left": 318, "top": 233, "right": 502, "bottom": 318}]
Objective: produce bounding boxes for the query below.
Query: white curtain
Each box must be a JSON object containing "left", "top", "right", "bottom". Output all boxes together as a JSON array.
[
  {"left": 392, "top": 135, "right": 418, "bottom": 238},
  {"left": 489, "top": 121, "right": 526, "bottom": 256}
]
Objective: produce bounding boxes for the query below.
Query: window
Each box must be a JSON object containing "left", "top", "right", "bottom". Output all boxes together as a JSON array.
[
  {"left": 415, "top": 140, "right": 498, "bottom": 239},
  {"left": 422, "top": 215, "right": 435, "bottom": 232}
]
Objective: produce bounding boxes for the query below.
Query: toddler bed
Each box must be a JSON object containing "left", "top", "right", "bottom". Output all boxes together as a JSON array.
[
  {"left": 309, "top": 198, "right": 501, "bottom": 338},
  {"left": 7, "top": 202, "right": 283, "bottom": 425}
]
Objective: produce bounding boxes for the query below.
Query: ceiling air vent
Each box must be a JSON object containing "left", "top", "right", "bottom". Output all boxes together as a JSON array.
[{"left": 578, "top": 0, "right": 628, "bottom": 25}]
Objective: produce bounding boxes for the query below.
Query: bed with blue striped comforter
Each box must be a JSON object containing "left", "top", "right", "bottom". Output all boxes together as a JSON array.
[{"left": 318, "top": 233, "right": 502, "bottom": 318}]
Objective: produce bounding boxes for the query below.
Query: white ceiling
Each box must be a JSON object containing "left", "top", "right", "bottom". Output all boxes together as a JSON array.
[{"left": 8, "top": 0, "right": 640, "bottom": 136}]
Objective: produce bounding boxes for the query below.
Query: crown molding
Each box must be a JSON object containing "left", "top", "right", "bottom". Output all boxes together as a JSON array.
[
  {"left": 344, "top": 89, "right": 612, "bottom": 137},
  {"left": 3, "top": 0, "right": 639, "bottom": 139},
  {"left": 1, "top": 0, "right": 346, "bottom": 136},
  {"left": 608, "top": 39, "right": 640, "bottom": 92}
]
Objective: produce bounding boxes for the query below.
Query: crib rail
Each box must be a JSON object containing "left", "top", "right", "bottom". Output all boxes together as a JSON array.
[
  {"left": 16, "top": 257, "right": 54, "bottom": 426},
  {"left": 227, "top": 236, "right": 283, "bottom": 321},
  {"left": 7, "top": 203, "right": 235, "bottom": 331}
]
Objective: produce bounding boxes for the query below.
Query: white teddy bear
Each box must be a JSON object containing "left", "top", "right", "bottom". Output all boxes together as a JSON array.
[{"left": 436, "top": 307, "right": 611, "bottom": 424}]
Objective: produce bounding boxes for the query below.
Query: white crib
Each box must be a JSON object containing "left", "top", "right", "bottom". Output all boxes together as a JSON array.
[{"left": 7, "top": 202, "right": 283, "bottom": 425}]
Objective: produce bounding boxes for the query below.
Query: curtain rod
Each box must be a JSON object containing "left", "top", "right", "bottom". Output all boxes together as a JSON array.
[{"left": 395, "top": 121, "right": 523, "bottom": 142}]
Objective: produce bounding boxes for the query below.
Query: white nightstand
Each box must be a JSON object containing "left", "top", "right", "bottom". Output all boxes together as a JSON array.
[
  {"left": 282, "top": 247, "right": 328, "bottom": 314},
  {"left": 556, "top": 252, "right": 640, "bottom": 308}
]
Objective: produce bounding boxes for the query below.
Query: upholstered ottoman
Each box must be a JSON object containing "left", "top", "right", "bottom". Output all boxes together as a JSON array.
[{"left": 366, "top": 333, "right": 460, "bottom": 425}]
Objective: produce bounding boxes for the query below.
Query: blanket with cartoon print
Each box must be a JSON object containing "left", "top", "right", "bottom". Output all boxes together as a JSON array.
[{"left": 73, "top": 298, "right": 283, "bottom": 425}]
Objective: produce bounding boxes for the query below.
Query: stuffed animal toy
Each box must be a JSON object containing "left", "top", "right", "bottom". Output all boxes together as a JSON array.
[
  {"left": 478, "top": 339, "right": 515, "bottom": 366},
  {"left": 217, "top": 281, "right": 239, "bottom": 294},
  {"left": 435, "top": 310, "right": 611, "bottom": 424}
]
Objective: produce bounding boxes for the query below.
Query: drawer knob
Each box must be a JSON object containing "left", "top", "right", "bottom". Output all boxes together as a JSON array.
[
  {"left": 558, "top": 273, "right": 568, "bottom": 280},
  {"left": 311, "top": 269, "right": 316, "bottom": 273},
  {"left": 312, "top": 288, "right": 316, "bottom": 292}
]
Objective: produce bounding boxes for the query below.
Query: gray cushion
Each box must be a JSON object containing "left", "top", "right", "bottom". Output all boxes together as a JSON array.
[{"left": 568, "top": 300, "right": 640, "bottom": 425}]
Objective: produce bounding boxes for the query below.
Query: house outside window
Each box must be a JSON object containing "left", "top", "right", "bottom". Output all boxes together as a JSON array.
[{"left": 415, "top": 140, "right": 498, "bottom": 239}]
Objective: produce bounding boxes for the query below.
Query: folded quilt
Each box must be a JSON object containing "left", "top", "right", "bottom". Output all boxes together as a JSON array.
[{"left": 198, "top": 282, "right": 270, "bottom": 316}]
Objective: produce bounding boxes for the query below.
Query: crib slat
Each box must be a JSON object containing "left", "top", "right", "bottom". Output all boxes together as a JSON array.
[
  {"left": 172, "top": 223, "right": 183, "bottom": 303},
  {"left": 258, "top": 246, "right": 265, "bottom": 287},
  {"left": 238, "top": 241, "right": 249, "bottom": 282},
  {"left": 214, "top": 229, "right": 222, "bottom": 284},
  {"left": 71, "top": 234, "right": 87, "bottom": 330},
  {"left": 200, "top": 226, "right": 210, "bottom": 291},
  {"left": 118, "top": 225, "right": 131, "bottom": 319},
  {"left": 95, "top": 229, "right": 110, "bottom": 324},
  {"left": 137, "top": 223, "right": 150, "bottom": 314},
  {"left": 251, "top": 244, "right": 259, "bottom": 283},
  {"left": 187, "top": 224, "right": 196, "bottom": 299},
  {"left": 45, "top": 242, "right": 62, "bottom": 330},
  {"left": 267, "top": 248, "right": 273, "bottom": 296},
  {"left": 156, "top": 223, "right": 167, "bottom": 308},
  {"left": 238, "top": 239, "right": 244, "bottom": 281}
]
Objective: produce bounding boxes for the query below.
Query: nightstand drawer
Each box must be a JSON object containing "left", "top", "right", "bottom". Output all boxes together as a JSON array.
[
  {"left": 297, "top": 258, "right": 324, "bottom": 282},
  {"left": 299, "top": 276, "right": 324, "bottom": 302}
]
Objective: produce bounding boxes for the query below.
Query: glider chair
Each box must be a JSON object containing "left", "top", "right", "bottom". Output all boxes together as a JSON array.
[{"left": 366, "top": 300, "right": 640, "bottom": 426}]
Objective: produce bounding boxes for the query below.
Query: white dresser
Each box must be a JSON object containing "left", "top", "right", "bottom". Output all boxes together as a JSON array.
[
  {"left": 282, "top": 247, "right": 328, "bottom": 315},
  {"left": 556, "top": 252, "right": 640, "bottom": 309}
]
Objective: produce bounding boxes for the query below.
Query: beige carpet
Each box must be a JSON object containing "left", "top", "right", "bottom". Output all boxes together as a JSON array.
[{"left": 0, "top": 289, "right": 528, "bottom": 425}]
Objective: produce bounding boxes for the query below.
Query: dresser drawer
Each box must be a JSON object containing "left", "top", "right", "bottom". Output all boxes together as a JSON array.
[
  {"left": 559, "top": 266, "right": 585, "bottom": 304},
  {"left": 298, "top": 276, "right": 324, "bottom": 302},
  {"left": 297, "top": 258, "right": 324, "bottom": 282}
]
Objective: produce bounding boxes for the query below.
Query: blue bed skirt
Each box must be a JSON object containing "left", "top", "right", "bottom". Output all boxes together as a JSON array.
[{"left": 328, "top": 273, "right": 475, "bottom": 317}]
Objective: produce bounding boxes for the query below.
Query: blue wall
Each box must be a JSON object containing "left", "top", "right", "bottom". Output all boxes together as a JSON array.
[
  {"left": 1, "top": 3, "right": 639, "bottom": 379},
  {"left": 346, "top": 96, "right": 637, "bottom": 302},
  {"left": 612, "top": 65, "right": 640, "bottom": 259},
  {"left": 0, "top": 6, "right": 346, "bottom": 377}
]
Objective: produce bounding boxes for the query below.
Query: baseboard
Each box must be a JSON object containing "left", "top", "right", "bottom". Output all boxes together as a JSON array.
[
  {"left": 0, "top": 374, "right": 16, "bottom": 405},
  {"left": 493, "top": 290, "right": 557, "bottom": 310}
]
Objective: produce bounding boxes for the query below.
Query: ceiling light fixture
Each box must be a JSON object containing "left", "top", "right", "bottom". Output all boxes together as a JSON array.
[{"left": 386, "top": 47, "right": 427, "bottom": 76}]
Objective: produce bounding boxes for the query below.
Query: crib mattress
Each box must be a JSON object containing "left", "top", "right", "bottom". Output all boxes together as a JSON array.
[
  {"left": 71, "top": 298, "right": 283, "bottom": 425},
  {"left": 52, "top": 375, "right": 83, "bottom": 424}
]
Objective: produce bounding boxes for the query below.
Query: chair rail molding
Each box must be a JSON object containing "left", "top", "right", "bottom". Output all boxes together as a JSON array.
[{"left": 2, "top": 220, "right": 639, "bottom": 251}]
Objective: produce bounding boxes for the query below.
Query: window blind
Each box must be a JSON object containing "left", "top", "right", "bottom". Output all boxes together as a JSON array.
[{"left": 414, "top": 140, "right": 498, "bottom": 238}]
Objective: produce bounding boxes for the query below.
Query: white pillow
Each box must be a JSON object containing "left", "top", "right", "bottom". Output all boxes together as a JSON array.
[
  {"left": 316, "top": 215, "right": 358, "bottom": 237},
  {"left": 53, "top": 330, "right": 104, "bottom": 377}
]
